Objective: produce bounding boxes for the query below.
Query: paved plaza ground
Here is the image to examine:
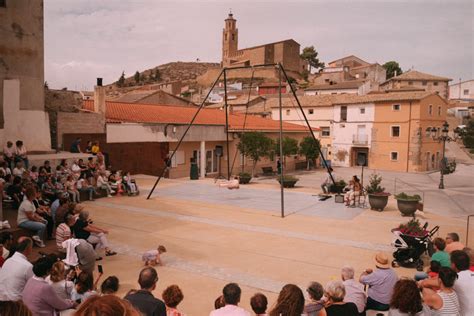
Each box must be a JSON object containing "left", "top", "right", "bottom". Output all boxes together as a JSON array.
[{"left": 84, "top": 163, "right": 473, "bottom": 315}]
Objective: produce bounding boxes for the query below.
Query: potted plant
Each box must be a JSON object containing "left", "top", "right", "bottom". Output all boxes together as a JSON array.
[
  {"left": 329, "top": 180, "right": 347, "bottom": 194},
  {"left": 395, "top": 192, "right": 422, "bottom": 216},
  {"left": 392, "top": 218, "right": 428, "bottom": 237},
  {"left": 277, "top": 175, "right": 299, "bottom": 188},
  {"left": 365, "top": 173, "right": 391, "bottom": 211},
  {"left": 238, "top": 172, "right": 252, "bottom": 184}
]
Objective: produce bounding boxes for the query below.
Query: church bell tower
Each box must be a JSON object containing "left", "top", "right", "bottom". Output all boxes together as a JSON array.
[{"left": 222, "top": 12, "right": 238, "bottom": 66}]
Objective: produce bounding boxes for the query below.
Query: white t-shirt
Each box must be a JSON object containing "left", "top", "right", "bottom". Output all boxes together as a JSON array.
[
  {"left": 0, "top": 252, "right": 34, "bottom": 300},
  {"left": 17, "top": 199, "right": 36, "bottom": 224},
  {"left": 13, "top": 167, "right": 26, "bottom": 177},
  {"left": 209, "top": 305, "right": 251, "bottom": 316},
  {"left": 454, "top": 270, "right": 474, "bottom": 316}
]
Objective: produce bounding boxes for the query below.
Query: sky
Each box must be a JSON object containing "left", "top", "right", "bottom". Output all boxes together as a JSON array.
[{"left": 44, "top": 0, "right": 474, "bottom": 90}]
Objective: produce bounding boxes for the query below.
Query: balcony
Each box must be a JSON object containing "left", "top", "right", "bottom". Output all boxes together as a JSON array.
[{"left": 352, "top": 134, "right": 368, "bottom": 145}]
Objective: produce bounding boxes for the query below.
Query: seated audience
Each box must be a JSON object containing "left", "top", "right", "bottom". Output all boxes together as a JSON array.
[
  {"left": 54, "top": 196, "right": 72, "bottom": 226},
  {"left": 96, "top": 171, "right": 114, "bottom": 197},
  {"left": 101, "top": 276, "right": 120, "bottom": 295},
  {"left": 432, "top": 237, "right": 451, "bottom": 267},
  {"left": 304, "top": 282, "right": 325, "bottom": 316},
  {"left": 66, "top": 175, "right": 81, "bottom": 203},
  {"left": 22, "top": 256, "right": 76, "bottom": 315},
  {"left": 13, "top": 161, "right": 26, "bottom": 177},
  {"left": 17, "top": 186, "right": 47, "bottom": 247},
  {"left": 41, "top": 176, "right": 56, "bottom": 202},
  {"left": 62, "top": 238, "right": 97, "bottom": 273},
  {"left": 3, "top": 140, "right": 15, "bottom": 170},
  {"left": 0, "top": 232, "right": 13, "bottom": 260},
  {"left": 344, "top": 176, "right": 361, "bottom": 207},
  {"left": 341, "top": 265, "right": 366, "bottom": 314},
  {"left": 70, "top": 137, "right": 82, "bottom": 153},
  {"left": 269, "top": 284, "right": 304, "bottom": 316},
  {"left": 462, "top": 247, "right": 474, "bottom": 271},
  {"left": 124, "top": 267, "right": 167, "bottom": 316},
  {"left": 29, "top": 166, "right": 39, "bottom": 181},
  {"left": 359, "top": 252, "right": 398, "bottom": 311},
  {"left": 71, "top": 270, "right": 99, "bottom": 303},
  {"left": 142, "top": 245, "right": 167, "bottom": 266},
  {"left": 73, "top": 210, "right": 117, "bottom": 256},
  {"left": 0, "top": 300, "right": 32, "bottom": 316},
  {"left": 389, "top": 279, "right": 431, "bottom": 315},
  {"left": 0, "top": 237, "right": 33, "bottom": 300},
  {"left": 162, "top": 284, "right": 185, "bottom": 316},
  {"left": 108, "top": 171, "right": 124, "bottom": 194},
  {"left": 77, "top": 176, "right": 97, "bottom": 201},
  {"left": 250, "top": 293, "right": 268, "bottom": 316},
  {"left": 56, "top": 214, "right": 76, "bottom": 253},
  {"left": 33, "top": 190, "right": 54, "bottom": 240},
  {"left": 210, "top": 283, "right": 249, "bottom": 316},
  {"left": 47, "top": 260, "right": 74, "bottom": 300},
  {"left": 324, "top": 281, "right": 358, "bottom": 316},
  {"left": 422, "top": 267, "right": 461, "bottom": 315},
  {"left": 445, "top": 233, "right": 465, "bottom": 253},
  {"left": 451, "top": 250, "right": 473, "bottom": 315},
  {"left": 214, "top": 295, "right": 225, "bottom": 310},
  {"left": 75, "top": 294, "right": 141, "bottom": 316},
  {"left": 7, "top": 175, "right": 23, "bottom": 209}
]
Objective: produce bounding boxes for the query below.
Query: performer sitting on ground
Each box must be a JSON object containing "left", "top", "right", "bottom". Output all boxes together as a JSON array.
[
  {"left": 216, "top": 176, "right": 240, "bottom": 190},
  {"left": 142, "top": 245, "right": 167, "bottom": 266},
  {"left": 320, "top": 167, "right": 335, "bottom": 194}
]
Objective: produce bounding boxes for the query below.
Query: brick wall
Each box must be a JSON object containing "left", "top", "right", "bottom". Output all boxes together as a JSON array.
[{"left": 57, "top": 112, "right": 105, "bottom": 149}]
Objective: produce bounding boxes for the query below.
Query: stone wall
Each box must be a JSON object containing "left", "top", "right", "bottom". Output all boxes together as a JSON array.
[{"left": 57, "top": 112, "right": 105, "bottom": 149}]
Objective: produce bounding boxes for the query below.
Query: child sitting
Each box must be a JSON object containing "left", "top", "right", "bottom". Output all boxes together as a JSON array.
[
  {"left": 123, "top": 171, "right": 138, "bottom": 195},
  {"left": 142, "top": 245, "right": 167, "bottom": 266}
]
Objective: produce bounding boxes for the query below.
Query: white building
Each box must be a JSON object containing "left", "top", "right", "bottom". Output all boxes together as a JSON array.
[
  {"left": 449, "top": 79, "right": 474, "bottom": 101},
  {"left": 332, "top": 103, "right": 374, "bottom": 167},
  {"left": 304, "top": 81, "right": 369, "bottom": 96}
]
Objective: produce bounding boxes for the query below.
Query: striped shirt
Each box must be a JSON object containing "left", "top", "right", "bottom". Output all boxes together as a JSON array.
[
  {"left": 434, "top": 291, "right": 461, "bottom": 316},
  {"left": 56, "top": 224, "right": 71, "bottom": 250}
]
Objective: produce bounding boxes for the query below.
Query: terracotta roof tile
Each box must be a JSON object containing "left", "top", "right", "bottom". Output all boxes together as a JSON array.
[
  {"left": 83, "top": 100, "right": 313, "bottom": 132},
  {"left": 305, "top": 81, "right": 365, "bottom": 91},
  {"left": 388, "top": 70, "right": 451, "bottom": 82}
]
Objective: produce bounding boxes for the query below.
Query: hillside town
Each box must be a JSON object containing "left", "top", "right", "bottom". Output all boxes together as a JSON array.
[{"left": 0, "top": 2, "right": 473, "bottom": 316}]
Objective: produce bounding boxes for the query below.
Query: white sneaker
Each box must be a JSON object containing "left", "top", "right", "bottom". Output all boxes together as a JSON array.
[
  {"left": 107, "top": 195, "right": 113, "bottom": 198},
  {"left": 32, "top": 236, "right": 46, "bottom": 248},
  {"left": 2, "top": 221, "right": 10, "bottom": 229}
]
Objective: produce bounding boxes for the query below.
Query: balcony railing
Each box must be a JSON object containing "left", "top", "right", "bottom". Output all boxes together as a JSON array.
[{"left": 352, "top": 134, "right": 368, "bottom": 145}]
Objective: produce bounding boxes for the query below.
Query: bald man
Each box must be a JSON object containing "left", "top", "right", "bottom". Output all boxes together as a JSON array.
[
  {"left": 124, "top": 267, "right": 166, "bottom": 316},
  {"left": 0, "top": 237, "right": 34, "bottom": 300}
]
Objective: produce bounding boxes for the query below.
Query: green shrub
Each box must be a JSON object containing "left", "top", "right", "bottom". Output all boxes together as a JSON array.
[
  {"left": 239, "top": 172, "right": 251, "bottom": 178},
  {"left": 395, "top": 192, "right": 422, "bottom": 201}
]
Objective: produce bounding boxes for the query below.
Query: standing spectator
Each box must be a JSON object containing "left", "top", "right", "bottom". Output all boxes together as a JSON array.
[
  {"left": 321, "top": 167, "right": 335, "bottom": 194},
  {"left": 359, "top": 252, "right": 398, "bottom": 311},
  {"left": 268, "top": 284, "right": 304, "bottom": 316},
  {"left": 210, "top": 283, "right": 250, "bottom": 316},
  {"left": 124, "top": 267, "right": 167, "bottom": 316},
  {"left": 70, "top": 137, "right": 82, "bottom": 153},
  {"left": 422, "top": 267, "right": 461, "bottom": 315},
  {"left": 389, "top": 279, "right": 430, "bottom": 315},
  {"left": 22, "top": 256, "right": 75, "bottom": 315},
  {"left": 101, "top": 276, "right": 120, "bottom": 295},
  {"left": 303, "top": 282, "right": 325, "bottom": 316},
  {"left": 445, "top": 233, "right": 465, "bottom": 253},
  {"left": 65, "top": 175, "right": 81, "bottom": 203},
  {"left": 341, "top": 266, "right": 366, "bottom": 314},
  {"left": 15, "top": 140, "right": 29, "bottom": 169},
  {"left": 250, "top": 293, "right": 268, "bottom": 316},
  {"left": 0, "top": 237, "right": 34, "bottom": 300},
  {"left": 324, "top": 281, "right": 359, "bottom": 316},
  {"left": 17, "top": 186, "right": 47, "bottom": 247},
  {"left": 73, "top": 210, "right": 117, "bottom": 256},
  {"left": 162, "top": 284, "right": 185, "bottom": 316},
  {"left": 3, "top": 141, "right": 15, "bottom": 170},
  {"left": 47, "top": 261, "right": 74, "bottom": 300},
  {"left": 56, "top": 214, "right": 76, "bottom": 253}
]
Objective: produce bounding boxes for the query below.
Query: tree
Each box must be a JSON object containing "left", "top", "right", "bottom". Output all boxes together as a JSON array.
[
  {"left": 44, "top": 81, "right": 49, "bottom": 89},
  {"left": 154, "top": 69, "right": 161, "bottom": 81},
  {"left": 275, "top": 136, "right": 299, "bottom": 165},
  {"left": 117, "top": 71, "right": 125, "bottom": 87},
  {"left": 237, "top": 132, "right": 274, "bottom": 177},
  {"left": 134, "top": 71, "right": 140, "bottom": 83},
  {"left": 299, "top": 136, "right": 321, "bottom": 170},
  {"left": 459, "top": 119, "right": 474, "bottom": 149},
  {"left": 300, "top": 46, "right": 325, "bottom": 73},
  {"left": 383, "top": 61, "right": 403, "bottom": 79}
]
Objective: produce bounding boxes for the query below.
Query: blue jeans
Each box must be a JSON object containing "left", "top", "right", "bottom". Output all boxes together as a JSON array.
[{"left": 19, "top": 220, "right": 47, "bottom": 240}]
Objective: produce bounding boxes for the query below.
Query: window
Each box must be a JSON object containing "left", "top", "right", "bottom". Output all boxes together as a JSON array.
[
  {"left": 464, "top": 89, "right": 469, "bottom": 95},
  {"left": 392, "top": 104, "right": 401, "bottom": 111},
  {"left": 232, "top": 34, "right": 235, "bottom": 40},
  {"left": 391, "top": 152, "right": 399, "bottom": 161},
  {"left": 321, "top": 127, "right": 330, "bottom": 137},
  {"left": 340, "top": 106, "right": 347, "bottom": 122},
  {"left": 360, "top": 108, "right": 365, "bottom": 114},
  {"left": 438, "top": 106, "right": 441, "bottom": 116},
  {"left": 425, "top": 127, "right": 431, "bottom": 137},
  {"left": 286, "top": 109, "right": 290, "bottom": 115},
  {"left": 422, "top": 81, "right": 427, "bottom": 86},
  {"left": 433, "top": 82, "right": 439, "bottom": 86},
  {"left": 391, "top": 126, "right": 400, "bottom": 137},
  {"left": 308, "top": 109, "right": 314, "bottom": 115},
  {"left": 0, "top": 0, "right": 5, "bottom": 7},
  {"left": 429, "top": 104, "right": 433, "bottom": 115}
]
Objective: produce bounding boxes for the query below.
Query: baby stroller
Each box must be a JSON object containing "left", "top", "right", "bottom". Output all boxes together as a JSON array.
[
  {"left": 122, "top": 175, "right": 140, "bottom": 196},
  {"left": 391, "top": 222, "right": 439, "bottom": 271}
]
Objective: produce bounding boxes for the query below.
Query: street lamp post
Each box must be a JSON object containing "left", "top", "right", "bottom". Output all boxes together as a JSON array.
[{"left": 430, "top": 121, "right": 459, "bottom": 189}]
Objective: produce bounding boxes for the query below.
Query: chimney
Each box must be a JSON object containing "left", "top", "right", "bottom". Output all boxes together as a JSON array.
[{"left": 94, "top": 78, "right": 106, "bottom": 114}]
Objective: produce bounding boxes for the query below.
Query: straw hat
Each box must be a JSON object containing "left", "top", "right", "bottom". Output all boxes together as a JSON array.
[{"left": 374, "top": 252, "right": 390, "bottom": 269}]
